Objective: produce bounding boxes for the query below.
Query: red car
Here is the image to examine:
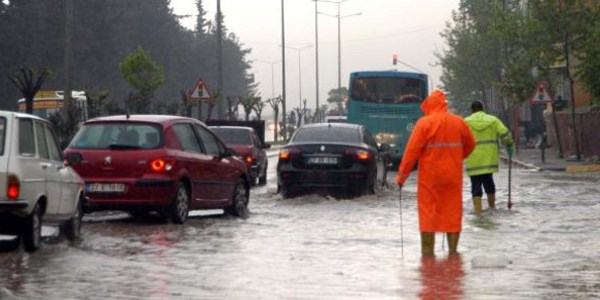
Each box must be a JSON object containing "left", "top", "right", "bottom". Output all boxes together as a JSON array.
[
  {"left": 209, "top": 126, "right": 271, "bottom": 186},
  {"left": 63, "top": 115, "right": 250, "bottom": 223}
]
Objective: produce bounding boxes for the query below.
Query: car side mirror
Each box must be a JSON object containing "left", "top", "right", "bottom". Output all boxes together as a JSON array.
[
  {"left": 262, "top": 143, "right": 271, "bottom": 149},
  {"left": 65, "top": 152, "right": 83, "bottom": 165},
  {"left": 223, "top": 147, "right": 237, "bottom": 157}
]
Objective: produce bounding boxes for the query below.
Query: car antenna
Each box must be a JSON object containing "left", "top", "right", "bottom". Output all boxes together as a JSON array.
[{"left": 126, "top": 109, "right": 130, "bottom": 120}]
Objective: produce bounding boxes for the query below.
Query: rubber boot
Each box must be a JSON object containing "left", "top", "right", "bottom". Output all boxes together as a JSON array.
[
  {"left": 472, "top": 196, "right": 482, "bottom": 215},
  {"left": 420, "top": 232, "right": 435, "bottom": 257},
  {"left": 447, "top": 232, "right": 460, "bottom": 255},
  {"left": 487, "top": 194, "right": 496, "bottom": 209}
]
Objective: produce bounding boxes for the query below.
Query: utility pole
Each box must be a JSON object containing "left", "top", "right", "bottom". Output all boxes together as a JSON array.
[
  {"left": 281, "top": 0, "right": 287, "bottom": 140},
  {"left": 314, "top": 0, "right": 320, "bottom": 120},
  {"left": 216, "top": 0, "right": 224, "bottom": 119},
  {"left": 63, "top": 0, "right": 73, "bottom": 115}
]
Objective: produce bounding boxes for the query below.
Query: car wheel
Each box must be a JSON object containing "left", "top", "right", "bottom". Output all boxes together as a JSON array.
[
  {"left": 61, "top": 195, "right": 83, "bottom": 242},
  {"left": 168, "top": 182, "right": 189, "bottom": 224},
  {"left": 258, "top": 163, "right": 268, "bottom": 186},
  {"left": 22, "top": 203, "right": 43, "bottom": 252},
  {"left": 278, "top": 184, "right": 293, "bottom": 198},
  {"left": 225, "top": 178, "right": 249, "bottom": 217}
]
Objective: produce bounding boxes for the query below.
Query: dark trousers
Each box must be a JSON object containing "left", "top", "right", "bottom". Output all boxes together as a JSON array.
[{"left": 470, "top": 173, "right": 495, "bottom": 197}]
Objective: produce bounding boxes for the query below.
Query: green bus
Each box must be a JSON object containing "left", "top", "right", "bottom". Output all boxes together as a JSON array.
[{"left": 347, "top": 70, "right": 429, "bottom": 167}]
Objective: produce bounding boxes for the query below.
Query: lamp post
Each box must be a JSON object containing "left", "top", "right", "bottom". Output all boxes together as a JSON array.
[
  {"left": 286, "top": 45, "right": 313, "bottom": 109},
  {"left": 254, "top": 59, "right": 281, "bottom": 99},
  {"left": 316, "top": 0, "right": 360, "bottom": 91}
]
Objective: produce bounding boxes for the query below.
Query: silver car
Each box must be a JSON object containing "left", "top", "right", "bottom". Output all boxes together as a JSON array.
[{"left": 0, "top": 111, "right": 85, "bottom": 252}]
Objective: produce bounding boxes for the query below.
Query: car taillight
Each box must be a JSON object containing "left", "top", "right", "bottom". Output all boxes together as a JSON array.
[
  {"left": 346, "top": 148, "right": 370, "bottom": 161},
  {"left": 244, "top": 155, "right": 254, "bottom": 165},
  {"left": 279, "top": 147, "right": 299, "bottom": 160},
  {"left": 7, "top": 174, "right": 20, "bottom": 200},
  {"left": 150, "top": 159, "right": 174, "bottom": 173}
]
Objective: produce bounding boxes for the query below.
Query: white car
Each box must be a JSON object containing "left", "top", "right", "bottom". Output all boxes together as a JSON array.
[{"left": 0, "top": 111, "right": 84, "bottom": 252}]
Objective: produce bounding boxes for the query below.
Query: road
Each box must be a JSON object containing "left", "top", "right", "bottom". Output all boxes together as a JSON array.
[{"left": 1, "top": 155, "right": 599, "bottom": 299}]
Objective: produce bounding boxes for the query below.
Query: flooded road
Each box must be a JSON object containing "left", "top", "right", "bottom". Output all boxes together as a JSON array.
[{"left": 1, "top": 156, "right": 599, "bottom": 299}]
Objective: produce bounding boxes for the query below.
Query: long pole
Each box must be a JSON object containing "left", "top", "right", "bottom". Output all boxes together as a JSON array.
[
  {"left": 508, "top": 154, "right": 513, "bottom": 210},
  {"left": 315, "top": 1, "right": 320, "bottom": 118},
  {"left": 216, "top": 0, "right": 224, "bottom": 119},
  {"left": 336, "top": 3, "right": 341, "bottom": 91},
  {"left": 399, "top": 190, "right": 404, "bottom": 259},
  {"left": 281, "top": 0, "right": 287, "bottom": 140},
  {"left": 298, "top": 51, "right": 302, "bottom": 108}
]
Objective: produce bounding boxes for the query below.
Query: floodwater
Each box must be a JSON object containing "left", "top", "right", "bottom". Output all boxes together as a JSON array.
[{"left": 1, "top": 157, "right": 599, "bottom": 299}]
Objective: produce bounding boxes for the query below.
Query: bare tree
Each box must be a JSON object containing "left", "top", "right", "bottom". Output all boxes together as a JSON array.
[
  {"left": 226, "top": 96, "right": 241, "bottom": 120},
  {"left": 266, "top": 96, "right": 282, "bottom": 142},
  {"left": 8, "top": 67, "right": 51, "bottom": 114}
]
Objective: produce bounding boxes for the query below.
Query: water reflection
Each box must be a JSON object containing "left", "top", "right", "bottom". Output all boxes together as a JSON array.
[{"left": 418, "top": 255, "right": 465, "bottom": 300}]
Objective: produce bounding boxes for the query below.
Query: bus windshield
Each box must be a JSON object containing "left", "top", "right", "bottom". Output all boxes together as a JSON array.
[
  {"left": 346, "top": 70, "right": 428, "bottom": 167},
  {"left": 350, "top": 77, "right": 426, "bottom": 104}
]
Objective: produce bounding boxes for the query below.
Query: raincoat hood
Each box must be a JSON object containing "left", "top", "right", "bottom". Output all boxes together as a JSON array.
[
  {"left": 465, "top": 111, "right": 496, "bottom": 132},
  {"left": 420, "top": 90, "right": 448, "bottom": 115}
]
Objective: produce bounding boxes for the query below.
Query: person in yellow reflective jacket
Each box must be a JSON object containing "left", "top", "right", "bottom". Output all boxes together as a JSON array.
[{"left": 465, "top": 101, "right": 514, "bottom": 214}]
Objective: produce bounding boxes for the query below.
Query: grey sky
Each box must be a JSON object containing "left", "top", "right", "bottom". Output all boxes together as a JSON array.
[{"left": 170, "top": 0, "right": 459, "bottom": 110}]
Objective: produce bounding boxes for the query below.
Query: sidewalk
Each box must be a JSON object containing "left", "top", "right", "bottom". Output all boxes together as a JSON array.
[{"left": 500, "top": 146, "right": 600, "bottom": 173}]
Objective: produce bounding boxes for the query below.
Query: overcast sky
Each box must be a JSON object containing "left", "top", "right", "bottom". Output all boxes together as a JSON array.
[{"left": 170, "top": 0, "right": 459, "bottom": 110}]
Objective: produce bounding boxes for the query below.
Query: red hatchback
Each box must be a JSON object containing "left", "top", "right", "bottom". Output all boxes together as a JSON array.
[{"left": 63, "top": 115, "right": 250, "bottom": 223}]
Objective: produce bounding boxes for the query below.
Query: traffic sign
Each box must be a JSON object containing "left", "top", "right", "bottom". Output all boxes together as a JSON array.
[
  {"left": 530, "top": 83, "right": 553, "bottom": 104},
  {"left": 188, "top": 78, "right": 213, "bottom": 102}
]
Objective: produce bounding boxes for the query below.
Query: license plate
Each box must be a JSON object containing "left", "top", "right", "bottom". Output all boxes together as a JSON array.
[
  {"left": 307, "top": 156, "right": 338, "bottom": 165},
  {"left": 86, "top": 183, "right": 126, "bottom": 193}
]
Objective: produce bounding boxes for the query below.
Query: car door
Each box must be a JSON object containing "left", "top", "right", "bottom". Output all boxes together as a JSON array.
[
  {"left": 33, "top": 120, "right": 63, "bottom": 219},
  {"left": 194, "top": 124, "right": 239, "bottom": 202},
  {"left": 171, "top": 123, "right": 208, "bottom": 203},
  {"left": 44, "top": 124, "right": 80, "bottom": 217}
]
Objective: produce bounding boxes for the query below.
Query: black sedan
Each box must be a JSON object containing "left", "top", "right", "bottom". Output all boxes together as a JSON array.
[{"left": 277, "top": 123, "right": 389, "bottom": 198}]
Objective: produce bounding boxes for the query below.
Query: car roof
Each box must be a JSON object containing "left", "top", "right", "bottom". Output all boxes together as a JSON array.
[
  {"left": 299, "top": 122, "right": 363, "bottom": 130},
  {"left": 209, "top": 126, "right": 254, "bottom": 131},
  {"left": 84, "top": 114, "right": 201, "bottom": 125},
  {"left": 0, "top": 110, "right": 49, "bottom": 122}
]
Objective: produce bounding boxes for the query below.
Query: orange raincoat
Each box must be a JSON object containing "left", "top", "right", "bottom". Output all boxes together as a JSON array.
[{"left": 396, "top": 90, "right": 475, "bottom": 233}]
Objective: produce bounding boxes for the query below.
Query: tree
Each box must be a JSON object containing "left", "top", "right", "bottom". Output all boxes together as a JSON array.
[
  {"left": 85, "top": 90, "right": 109, "bottom": 119},
  {"left": 120, "top": 46, "right": 165, "bottom": 114},
  {"left": 253, "top": 99, "right": 265, "bottom": 120},
  {"left": 240, "top": 94, "right": 260, "bottom": 121},
  {"left": 326, "top": 87, "right": 348, "bottom": 113},
  {"left": 266, "top": 96, "right": 282, "bottom": 142},
  {"left": 226, "top": 96, "right": 241, "bottom": 120},
  {"left": 8, "top": 67, "right": 51, "bottom": 114}
]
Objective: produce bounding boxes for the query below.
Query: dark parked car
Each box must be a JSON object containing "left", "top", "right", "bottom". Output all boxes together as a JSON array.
[
  {"left": 63, "top": 115, "right": 250, "bottom": 223},
  {"left": 209, "top": 126, "right": 270, "bottom": 186},
  {"left": 277, "top": 123, "right": 388, "bottom": 197}
]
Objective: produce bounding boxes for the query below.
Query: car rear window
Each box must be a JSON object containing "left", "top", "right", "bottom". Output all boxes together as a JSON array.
[
  {"left": 211, "top": 128, "right": 251, "bottom": 144},
  {"left": 70, "top": 122, "right": 162, "bottom": 149},
  {"left": 292, "top": 126, "right": 361, "bottom": 143},
  {"left": 0, "top": 117, "right": 5, "bottom": 156}
]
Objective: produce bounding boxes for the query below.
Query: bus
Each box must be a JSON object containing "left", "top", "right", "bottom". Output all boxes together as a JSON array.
[
  {"left": 17, "top": 90, "right": 88, "bottom": 121},
  {"left": 347, "top": 70, "right": 429, "bottom": 167}
]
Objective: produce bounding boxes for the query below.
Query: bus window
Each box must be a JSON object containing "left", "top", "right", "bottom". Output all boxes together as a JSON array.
[{"left": 350, "top": 77, "right": 426, "bottom": 104}]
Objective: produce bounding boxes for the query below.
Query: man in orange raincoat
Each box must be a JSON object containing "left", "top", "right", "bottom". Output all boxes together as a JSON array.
[{"left": 396, "top": 90, "right": 475, "bottom": 256}]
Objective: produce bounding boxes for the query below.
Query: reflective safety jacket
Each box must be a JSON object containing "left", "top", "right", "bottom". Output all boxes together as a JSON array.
[
  {"left": 396, "top": 91, "right": 475, "bottom": 233},
  {"left": 464, "top": 111, "right": 513, "bottom": 176}
]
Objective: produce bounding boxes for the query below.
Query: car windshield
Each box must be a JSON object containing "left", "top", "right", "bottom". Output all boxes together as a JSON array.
[
  {"left": 211, "top": 128, "right": 251, "bottom": 144},
  {"left": 70, "top": 122, "right": 162, "bottom": 150},
  {"left": 292, "top": 126, "right": 360, "bottom": 143}
]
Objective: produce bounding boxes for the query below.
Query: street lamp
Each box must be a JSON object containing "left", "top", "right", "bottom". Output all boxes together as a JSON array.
[
  {"left": 254, "top": 59, "right": 281, "bottom": 99},
  {"left": 316, "top": 0, "right": 361, "bottom": 91},
  {"left": 285, "top": 45, "right": 313, "bottom": 109}
]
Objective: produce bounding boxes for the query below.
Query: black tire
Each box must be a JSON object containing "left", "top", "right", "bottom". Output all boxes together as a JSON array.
[
  {"left": 258, "top": 163, "right": 267, "bottom": 186},
  {"left": 278, "top": 184, "right": 293, "bottom": 198},
  {"left": 168, "top": 182, "right": 190, "bottom": 224},
  {"left": 22, "top": 203, "right": 43, "bottom": 252},
  {"left": 61, "top": 196, "right": 83, "bottom": 242},
  {"left": 225, "top": 178, "right": 249, "bottom": 217}
]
